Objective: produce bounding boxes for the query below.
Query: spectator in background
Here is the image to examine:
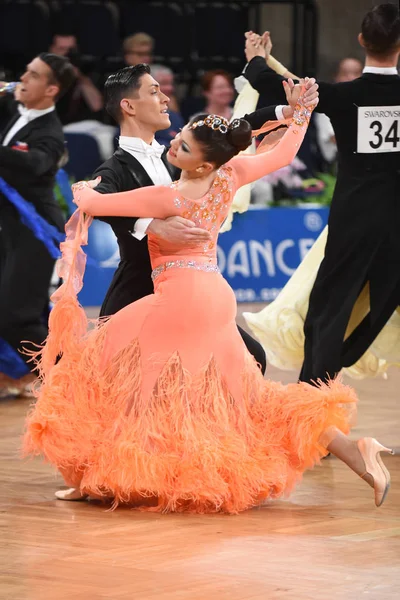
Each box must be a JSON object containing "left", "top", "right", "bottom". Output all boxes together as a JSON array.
[
  {"left": 49, "top": 33, "right": 115, "bottom": 161},
  {"left": 151, "top": 64, "right": 184, "bottom": 147},
  {"left": 315, "top": 57, "right": 363, "bottom": 165},
  {"left": 49, "top": 33, "right": 76, "bottom": 58},
  {"left": 49, "top": 33, "right": 104, "bottom": 125},
  {"left": 201, "top": 70, "right": 235, "bottom": 120},
  {"left": 184, "top": 69, "right": 235, "bottom": 124},
  {"left": 123, "top": 33, "right": 154, "bottom": 67},
  {"left": 336, "top": 57, "right": 363, "bottom": 82}
]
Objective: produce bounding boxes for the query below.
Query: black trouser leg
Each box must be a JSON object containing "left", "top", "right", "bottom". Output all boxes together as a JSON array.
[
  {"left": 99, "top": 262, "right": 154, "bottom": 318},
  {"left": 237, "top": 324, "right": 267, "bottom": 375},
  {"left": 299, "top": 259, "right": 365, "bottom": 385},
  {"left": 0, "top": 211, "right": 56, "bottom": 371},
  {"left": 341, "top": 282, "right": 400, "bottom": 367}
]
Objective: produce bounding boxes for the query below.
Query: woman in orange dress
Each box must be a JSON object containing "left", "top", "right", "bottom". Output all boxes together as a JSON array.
[{"left": 23, "top": 80, "right": 393, "bottom": 513}]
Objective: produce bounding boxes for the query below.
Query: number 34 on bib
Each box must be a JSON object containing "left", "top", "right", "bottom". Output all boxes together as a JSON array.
[{"left": 357, "top": 106, "right": 400, "bottom": 153}]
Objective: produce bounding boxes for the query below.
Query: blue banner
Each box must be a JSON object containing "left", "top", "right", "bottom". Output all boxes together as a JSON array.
[
  {"left": 218, "top": 206, "right": 329, "bottom": 302},
  {"left": 78, "top": 207, "right": 329, "bottom": 306}
]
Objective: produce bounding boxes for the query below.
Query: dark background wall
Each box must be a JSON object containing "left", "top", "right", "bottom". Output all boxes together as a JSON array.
[{"left": 259, "top": 0, "right": 387, "bottom": 79}]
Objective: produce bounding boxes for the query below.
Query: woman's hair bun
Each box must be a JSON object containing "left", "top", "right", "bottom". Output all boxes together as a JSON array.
[{"left": 226, "top": 118, "right": 252, "bottom": 151}]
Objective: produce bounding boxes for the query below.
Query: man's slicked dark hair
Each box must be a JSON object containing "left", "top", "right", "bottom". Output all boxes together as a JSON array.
[
  {"left": 361, "top": 3, "right": 400, "bottom": 56},
  {"left": 38, "top": 52, "right": 76, "bottom": 100},
  {"left": 104, "top": 64, "right": 151, "bottom": 123}
]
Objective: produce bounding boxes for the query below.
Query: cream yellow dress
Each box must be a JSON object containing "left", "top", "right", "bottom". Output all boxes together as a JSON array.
[
  {"left": 244, "top": 226, "right": 400, "bottom": 379},
  {"left": 221, "top": 82, "right": 259, "bottom": 232}
]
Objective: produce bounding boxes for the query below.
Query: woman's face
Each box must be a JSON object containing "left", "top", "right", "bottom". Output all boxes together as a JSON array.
[
  {"left": 168, "top": 125, "right": 208, "bottom": 171},
  {"left": 204, "top": 75, "right": 234, "bottom": 107}
]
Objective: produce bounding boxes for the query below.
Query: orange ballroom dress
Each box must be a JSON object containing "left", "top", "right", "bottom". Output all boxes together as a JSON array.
[{"left": 23, "top": 112, "right": 357, "bottom": 513}]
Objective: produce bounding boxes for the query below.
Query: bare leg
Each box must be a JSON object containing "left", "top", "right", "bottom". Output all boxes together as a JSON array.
[
  {"left": 325, "top": 427, "right": 394, "bottom": 507},
  {"left": 326, "top": 430, "right": 374, "bottom": 486}
]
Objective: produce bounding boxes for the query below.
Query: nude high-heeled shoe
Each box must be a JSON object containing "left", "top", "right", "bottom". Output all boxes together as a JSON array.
[
  {"left": 357, "top": 438, "right": 394, "bottom": 507},
  {"left": 55, "top": 488, "right": 88, "bottom": 501}
]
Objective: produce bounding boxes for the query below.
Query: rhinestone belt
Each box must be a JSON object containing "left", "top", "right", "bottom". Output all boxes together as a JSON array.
[{"left": 151, "top": 259, "right": 220, "bottom": 282}]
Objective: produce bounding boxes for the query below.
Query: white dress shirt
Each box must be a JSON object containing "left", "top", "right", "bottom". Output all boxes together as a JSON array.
[
  {"left": 119, "top": 136, "right": 172, "bottom": 240},
  {"left": 363, "top": 66, "right": 398, "bottom": 75},
  {"left": 2, "top": 104, "right": 55, "bottom": 146}
]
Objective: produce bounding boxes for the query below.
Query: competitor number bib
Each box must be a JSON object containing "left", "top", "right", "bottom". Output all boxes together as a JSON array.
[{"left": 357, "top": 105, "right": 400, "bottom": 153}]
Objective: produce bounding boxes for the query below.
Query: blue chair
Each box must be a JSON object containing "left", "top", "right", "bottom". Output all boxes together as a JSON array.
[{"left": 63, "top": 133, "right": 103, "bottom": 181}]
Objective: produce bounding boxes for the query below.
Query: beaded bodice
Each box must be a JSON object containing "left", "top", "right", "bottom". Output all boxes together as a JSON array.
[{"left": 147, "top": 165, "right": 234, "bottom": 271}]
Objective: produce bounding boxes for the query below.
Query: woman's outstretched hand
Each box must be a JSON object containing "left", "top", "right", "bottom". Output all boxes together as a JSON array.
[{"left": 72, "top": 177, "right": 101, "bottom": 206}]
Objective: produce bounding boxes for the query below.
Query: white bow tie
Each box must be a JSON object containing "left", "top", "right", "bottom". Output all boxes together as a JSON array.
[
  {"left": 136, "top": 144, "right": 165, "bottom": 159},
  {"left": 17, "top": 104, "right": 34, "bottom": 121}
]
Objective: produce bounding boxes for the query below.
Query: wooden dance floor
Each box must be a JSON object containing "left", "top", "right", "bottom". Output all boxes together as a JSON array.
[{"left": 1, "top": 305, "right": 399, "bottom": 600}]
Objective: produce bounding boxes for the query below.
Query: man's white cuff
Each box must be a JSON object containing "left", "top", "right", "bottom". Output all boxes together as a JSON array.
[
  {"left": 131, "top": 218, "right": 153, "bottom": 240},
  {"left": 275, "top": 105, "right": 285, "bottom": 120}
]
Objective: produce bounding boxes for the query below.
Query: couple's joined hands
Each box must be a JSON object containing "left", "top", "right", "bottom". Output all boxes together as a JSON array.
[
  {"left": 281, "top": 76, "right": 319, "bottom": 119},
  {"left": 244, "top": 30, "right": 319, "bottom": 114},
  {"left": 245, "top": 30, "right": 273, "bottom": 63}
]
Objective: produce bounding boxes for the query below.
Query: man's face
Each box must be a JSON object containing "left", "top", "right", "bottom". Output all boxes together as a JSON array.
[
  {"left": 19, "top": 57, "right": 59, "bottom": 108},
  {"left": 49, "top": 35, "right": 77, "bottom": 57},
  {"left": 335, "top": 58, "right": 363, "bottom": 82},
  {"left": 125, "top": 43, "right": 153, "bottom": 67},
  {"left": 123, "top": 73, "right": 170, "bottom": 131}
]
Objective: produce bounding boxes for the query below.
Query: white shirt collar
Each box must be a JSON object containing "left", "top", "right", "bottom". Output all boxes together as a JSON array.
[
  {"left": 18, "top": 104, "right": 55, "bottom": 121},
  {"left": 363, "top": 66, "right": 398, "bottom": 75},
  {"left": 119, "top": 136, "right": 164, "bottom": 154}
]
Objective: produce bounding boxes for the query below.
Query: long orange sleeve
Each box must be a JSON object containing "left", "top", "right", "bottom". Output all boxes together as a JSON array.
[
  {"left": 75, "top": 106, "right": 311, "bottom": 219},
  {"left": 228, "top": 114, "right": 310, "bottom": 188},
  {"left": 75, "top": 184, "right": 179, "bottom": 219}
]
